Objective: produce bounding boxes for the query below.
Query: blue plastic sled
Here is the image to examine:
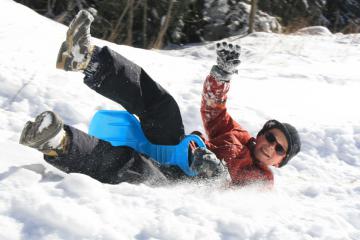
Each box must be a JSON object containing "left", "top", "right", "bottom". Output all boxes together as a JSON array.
[{"left": 88, "top": 110, "right": 206, "bottom": 176}]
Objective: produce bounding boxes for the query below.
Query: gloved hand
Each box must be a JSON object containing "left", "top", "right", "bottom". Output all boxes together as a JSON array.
[
  {"left": 211, "top": 41, "right": 241, "bottom": 82},
  {"left": 190, "top": 147, "right": 228, "bottom": 178}
]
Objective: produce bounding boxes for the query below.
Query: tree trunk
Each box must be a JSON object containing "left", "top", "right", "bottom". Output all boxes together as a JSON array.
[
  {"left": 45, "top": 0, "right": 55, "bottom": 18},
  {"left": 143, "top": 0, "right": 148, "bottom": 48},
  {"left": 248, "top": 0, "right": 258, "bottom": 34},
  {"left": 107, "top": 1, "right": 130, "bottom": 42},
  {"left": 124, "top": 0, "right": 134, "bottom": 45},
  {"left": 54, "top": 0, "right": 75, "bottom": 24},
  {"left": 152, "top": 0, "right": 175, "bottom": 49},
  {"left": 75, "top": 0, "right": 84, "bottom": 10}
]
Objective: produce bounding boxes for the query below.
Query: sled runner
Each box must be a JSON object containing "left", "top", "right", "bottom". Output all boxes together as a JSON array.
[{"left": 88, "top": 110, "right": 206, "bottom": 176}]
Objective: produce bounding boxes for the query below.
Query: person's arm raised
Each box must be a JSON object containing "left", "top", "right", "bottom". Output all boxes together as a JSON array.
[{"left": 201, "top": 42, "right": 242, "bottom": 139}]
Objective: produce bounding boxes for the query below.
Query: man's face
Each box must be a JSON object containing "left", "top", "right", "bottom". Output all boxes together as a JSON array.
[{"left": 254, "top": 128, "right": 288, "bottom": 167}]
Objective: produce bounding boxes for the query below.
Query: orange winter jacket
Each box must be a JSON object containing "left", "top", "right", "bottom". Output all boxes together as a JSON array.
[{"left": 197, "top": 75, "right": 274, "bottom": 186}]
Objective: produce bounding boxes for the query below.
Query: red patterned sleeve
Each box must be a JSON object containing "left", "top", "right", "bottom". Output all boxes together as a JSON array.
[{"left": 201, "top": 75, "right": 242, "bottom": 140}]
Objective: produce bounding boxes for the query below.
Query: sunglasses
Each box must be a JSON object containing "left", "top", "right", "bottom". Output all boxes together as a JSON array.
[{"left": 264, "top": 132, "right": 286, "bottom": 156}]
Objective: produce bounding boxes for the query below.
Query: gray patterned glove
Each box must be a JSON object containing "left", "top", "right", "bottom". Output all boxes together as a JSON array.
[
  {"left": 190, "top": 147, "right": 228, "bottom": 178},
  {"left": 211, "top": 41, "right": 241, "bottom": 82}
]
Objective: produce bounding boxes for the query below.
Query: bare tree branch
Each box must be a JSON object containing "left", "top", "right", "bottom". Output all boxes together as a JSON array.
[
  {"left": 152, "top": 0, "right": 175, "bottom": 49},
  {"left": 124, "top": 0, "right": 134, "bottom": 45},
  {"left": 75, "top": 0, "right": 84, "bottom": 10},
  {"left": 54, "top": 0, "right": 76, "bottom": 24},
  {"left": 107, "top": 1, "right": 130, "bottom": 42},
  {"left": 143, "top": 0, "right": 148, "bottom": 48}
]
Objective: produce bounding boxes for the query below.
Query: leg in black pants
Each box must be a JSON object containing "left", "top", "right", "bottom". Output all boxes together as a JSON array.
[
  {"left": 84, "top": 46, "right": 184, "bottom": 145},
  {"left": 45, "top": 46, "right": 187, "bottom": 184}
]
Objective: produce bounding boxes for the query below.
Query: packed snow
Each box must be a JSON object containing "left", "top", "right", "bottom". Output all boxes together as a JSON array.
[
  {"left": 0, "top": 1, "right": 360, "bottom": 239},
  {"left": 37, "top": 113, "right": 53, "bottom": 133}
]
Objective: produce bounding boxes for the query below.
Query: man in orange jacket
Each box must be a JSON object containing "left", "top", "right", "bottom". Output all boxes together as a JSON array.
[
  {"left": 19, "top": 10, "right": 300, "bottom": 187},
  {"left": 195, "top": 42, "right": 301, "bottom": 186}
]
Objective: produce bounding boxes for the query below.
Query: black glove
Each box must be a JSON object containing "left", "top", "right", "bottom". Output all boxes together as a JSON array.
[
  {"left": 211, "top": 41, "right": 241, "bottom": 82},
  {"left": 190, "top": 147, "right": 228, "bottom": 178}
]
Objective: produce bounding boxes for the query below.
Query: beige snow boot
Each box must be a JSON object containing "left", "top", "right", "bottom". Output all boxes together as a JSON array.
[
  {"left": 56, "top": 9, "right": 96, "bottom": 71},
  {"left": 19, "top": 111, "right": 68, "bottom": 157}
]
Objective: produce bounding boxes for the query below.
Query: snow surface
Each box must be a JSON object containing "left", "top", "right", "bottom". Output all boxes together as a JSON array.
[
  {"left": 1, "top": 1, "right": 360, "bottom": 239},
  {"left": 38, "top": 113, "right": 53, "bottom": 133}
]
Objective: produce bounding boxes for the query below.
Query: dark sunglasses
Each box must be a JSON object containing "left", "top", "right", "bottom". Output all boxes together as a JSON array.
[{"left": 264, "top": 132, "right": 286, "bottom": 156}]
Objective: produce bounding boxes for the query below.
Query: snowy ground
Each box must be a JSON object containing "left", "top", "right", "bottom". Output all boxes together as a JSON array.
[{"left": 1, "top": 1, "right": 360, "bottom": 240}]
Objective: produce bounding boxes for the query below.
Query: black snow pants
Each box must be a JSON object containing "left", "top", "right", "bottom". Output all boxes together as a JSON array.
[{"left": 45, "top": 46, "right": 188, "bottom": 184}]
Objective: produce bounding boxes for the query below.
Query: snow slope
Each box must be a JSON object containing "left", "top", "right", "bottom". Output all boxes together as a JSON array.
[{"left": 0, "top": 1, "right": 360, "bottom": 239}]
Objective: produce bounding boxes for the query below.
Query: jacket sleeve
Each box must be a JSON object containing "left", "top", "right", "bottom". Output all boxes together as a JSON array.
[{"left": 201, "top": 75, "right": 245, "bottom": 141}]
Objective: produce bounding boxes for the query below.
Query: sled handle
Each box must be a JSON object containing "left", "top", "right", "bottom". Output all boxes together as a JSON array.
[{"left": 172, "top": 134, "right": 206, "bottom": 176}]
